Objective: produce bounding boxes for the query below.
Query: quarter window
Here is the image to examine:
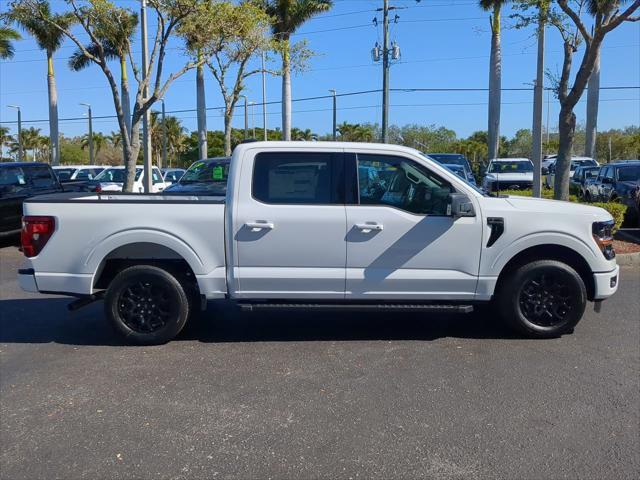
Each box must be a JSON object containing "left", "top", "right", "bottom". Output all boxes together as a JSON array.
[
  {"left": 252, "top": 152, "right": 342, "bottom": 204},
  {"left": 357, "top": 154, "right": 452, "bottom": 215}
]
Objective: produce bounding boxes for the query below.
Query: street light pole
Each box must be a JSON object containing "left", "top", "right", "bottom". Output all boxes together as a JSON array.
[
  {"left": 141, "top": 0, "right": 152, "bottom": 193},
  {"left": 531, "top": 9, "right": 545, "bottom": 198},
  {"left": 8, "top": 105, "right": 23, "bottom": 162},
  {"left": 80, "top": 103, "right": 94, "bottom": 165},
  {"left": 240, "top": 95, "right": 249, "bottom": 139},
  {"left": 329, "top": 89, "right": 337, "bottom": 141},
  {"left": 261, "top": 51, "right": 268, "bottom": 141},
  {"left": 161, "top": 99, "right": 167, "bottom": 170}
]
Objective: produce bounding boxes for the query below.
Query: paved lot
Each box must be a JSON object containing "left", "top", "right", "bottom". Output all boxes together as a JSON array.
[{"left": 1, "top": 244, "right": 639, "bottom": 479}]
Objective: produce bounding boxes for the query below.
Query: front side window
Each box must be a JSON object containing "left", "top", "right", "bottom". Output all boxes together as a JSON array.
[
  {"left": 604, "top": 167, "right": 614, "bottom": 180},
  {"left": 252, "top": 152, "right": 341, "bottom": 204},
  {"left": 152, "top": 169, "right": 163, "bottom": 184},
  {"left": 357, "top": 154, "right": 452, "bottom": 215}
]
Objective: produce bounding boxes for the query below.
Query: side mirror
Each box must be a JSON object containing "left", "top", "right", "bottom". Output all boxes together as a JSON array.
[
  {"left": 449, "top": 192, "right": 476, "bottom": 218},
  {"left": 541, "top": 167, "right": 549, "bottom": 175},
  {"left": 602, "top": 177, "right": 612, "bottom": 184}
]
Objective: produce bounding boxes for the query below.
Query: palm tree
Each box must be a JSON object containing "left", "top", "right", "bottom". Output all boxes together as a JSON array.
[
  {"left": 0, "top": 25, "right": 21, "bottom": 59},
  {"left": 108, "top": 131, "right": 122, "bottom": 149},
  {"left": 263, "top": 0, "right": 332, "bottom": 141},
  {"left": 68, "top": 11, "right": 137, "bottom": 152},
  {"left": 150, "top": 113, "right": 185, "bottom": 167},
  {"left": 81, "top": 132, "right": 107, "bottom": 160},
  {"left": 7, "top": 1, "right": 75, "bottom": 166},
  {"left": 479, "top": 0, "right": 507, "bottom": 161},
  {"left": 10, "top": 127, "right": 42, "bottom": 161}
]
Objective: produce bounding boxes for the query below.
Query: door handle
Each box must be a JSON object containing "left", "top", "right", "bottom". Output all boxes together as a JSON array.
[
  {"left": 355, "top": 223, "right": 383, "bottom": 233},
  {"left": 245, "top": 221, "right": 274, "bottom": 231}
]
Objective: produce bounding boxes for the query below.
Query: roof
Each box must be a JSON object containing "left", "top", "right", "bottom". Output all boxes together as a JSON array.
[
  {"left": 489, "top": 158, "right": 532, "bottom": 162},
  {"left": 233, "top": 141, "right": 426, "bottom": 158},
  {"left": 52, "top": 165, "right": 108, "bottom": 169},
  {"left": 0, "top": 161, "right": 51, "bottom": 168}
]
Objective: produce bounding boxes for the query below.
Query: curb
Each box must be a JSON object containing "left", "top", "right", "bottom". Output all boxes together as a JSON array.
[{"left": 616, "top": 252, "right": 640, "bottom": 267}]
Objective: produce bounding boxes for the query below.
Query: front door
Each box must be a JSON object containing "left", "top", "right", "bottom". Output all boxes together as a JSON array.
[
  {"left": 234, "top": 150, "right": 347, "bottom": 299},
  {"left": 345, "top": 152, "right": 483, "bottom": 300}
]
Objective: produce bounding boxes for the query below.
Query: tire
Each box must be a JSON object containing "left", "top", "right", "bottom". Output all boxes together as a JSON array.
[
  {"left": 496, "top": 260, "right": 587, "bottom": 338},
  {"left": 104, "top": 265, "right": 190, "bottom": 345}
]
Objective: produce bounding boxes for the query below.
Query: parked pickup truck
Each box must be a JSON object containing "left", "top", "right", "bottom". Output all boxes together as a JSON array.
[{"left": 18, "top": 142, "right": 619, "bottom": 344}]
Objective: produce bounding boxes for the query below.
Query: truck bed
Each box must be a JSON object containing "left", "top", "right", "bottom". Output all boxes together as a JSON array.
[{"left": 21, "top": 192, "right": 228, "bottom": 298}]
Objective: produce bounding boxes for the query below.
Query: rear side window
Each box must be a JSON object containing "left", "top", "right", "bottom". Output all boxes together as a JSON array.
[
  {"left": 252, "top": 152, "right": 343, "bottom": 204},
  {"left": 23, "top": 166, "right": 59, "bottom": 189}
]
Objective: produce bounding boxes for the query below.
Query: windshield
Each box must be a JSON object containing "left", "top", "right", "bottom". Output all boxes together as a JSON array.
[
  {"left": 488, "top": 161, "right": 533, "bottom": 173},
  {"left": 427, "top": 154, "right": 469, "bottom": 168},
  {"left": 180, "top": 160, "right": 230, "bottom": 190},
  {"left": 95, "top": 168, "right": 142, "bottom": 183},
  {"left": 571, "top": 159, "right": 597, "bottom": 170},
  {"left": 618, "top": 165, "right": 640, "bottom": 182},
  {"left": 54, "top": 168, "right": 76, "bottom": 181}
]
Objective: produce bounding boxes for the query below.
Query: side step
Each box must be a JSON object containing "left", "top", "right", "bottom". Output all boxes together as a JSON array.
[{"left": 238, "top": 303, "right": 473, "bottom": 313}]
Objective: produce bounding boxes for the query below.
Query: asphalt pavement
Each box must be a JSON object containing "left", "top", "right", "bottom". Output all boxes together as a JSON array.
[{"left": 1, "top": 244, "right": 639, "bottom": 479}]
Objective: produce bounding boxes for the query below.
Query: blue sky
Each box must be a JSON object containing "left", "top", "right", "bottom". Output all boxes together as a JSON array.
[{"left": 1, "top": 0, "right": 639, "bottom": 141}]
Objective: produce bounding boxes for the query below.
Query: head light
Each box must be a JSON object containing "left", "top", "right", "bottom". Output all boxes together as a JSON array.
[{"left": 592, "top": 220, "right": 615, "bottom": 260}]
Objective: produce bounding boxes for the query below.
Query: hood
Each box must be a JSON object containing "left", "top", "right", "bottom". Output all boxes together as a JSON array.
[
  {"left": 505, "top": 195, "right": 611, "bottom": 219},
  {"left": 484, "top": 172, "right": 533, "bottom": 181}
]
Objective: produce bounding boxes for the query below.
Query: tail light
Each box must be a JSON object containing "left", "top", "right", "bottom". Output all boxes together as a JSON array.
[
  {"left": 95, "top": 184, "right": 102, "bottom": 193},
  {"left": 21, "top": 216, "right": 55, "bottom": 258}
]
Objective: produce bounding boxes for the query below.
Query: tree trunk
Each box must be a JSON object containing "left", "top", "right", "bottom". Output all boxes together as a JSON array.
[
  {"left": 120, "top": 56, "right": 132, "bottom": 166},
  {"left": 281, "top": 39, "right": 292, "bottom": 141},
  {"left": 584, "top": 50, "right": 600, "bottom": 159},
  {"left": 196, "top": 57, "right": 208, "bottom": 160},
  {"left": 47, "top": 51, "right": 60, "bottom": 166},
  {"left": 487, "top": 6, "right": 502, "bottom": 160},
  {"left": 554, "top": 105, "right": 576, "bottom": 201},
  {"left": 224, "top": 108, "right": 233, "bottom": 157},
  {"left": 124, "top": 119, "right": 141, "bottom": 192}
]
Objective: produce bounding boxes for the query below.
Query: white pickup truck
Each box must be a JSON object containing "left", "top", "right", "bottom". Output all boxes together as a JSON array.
[{"left": 18, "top": 142, "right": 619, "bottom": 344}]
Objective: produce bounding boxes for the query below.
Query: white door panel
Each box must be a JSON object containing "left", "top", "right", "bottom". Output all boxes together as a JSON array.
[{"left": 346, "top": 207, "right": 481, "bottom": 299}]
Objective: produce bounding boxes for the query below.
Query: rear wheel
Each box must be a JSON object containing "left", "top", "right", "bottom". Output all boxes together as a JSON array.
[
  {"left": 497, "top": 260, "right": 586, "bottom": 338},
  {"left": 105, "top": 265, "right": 190, "bottom": 345}
]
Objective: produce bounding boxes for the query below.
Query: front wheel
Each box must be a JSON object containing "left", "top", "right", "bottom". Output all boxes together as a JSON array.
[
  {"left": 496, "top": 260, "right": 587, "bottom": 338},
  {"left": 104, "top": 265, "right": 191, "bottom": 345}
]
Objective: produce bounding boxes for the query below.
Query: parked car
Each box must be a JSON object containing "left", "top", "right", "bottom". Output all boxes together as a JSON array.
[
  {"left": 571, "top": 165, "right": 600, "bottom": 198},
  {"left": 161, "top": 168, "right": 186, "bottom": 186},
  {"left": 583, "top": 160, "right": 640, "bottom": 203},
  {"left": 442, "top": 163, "right": 476, "bottom": 186},
  {"left": 163, "top": 158, "right": 230, "bottom": 195},
  {"left": 88, "top": 166, "right": 167, "bottom": 193},
  {"left": 545, "top": 158, "right": 599, "bottom": 189},
  {"left": 482, "top": 158, "right": 534, "bottom": 192},
  {"left": 0, "top": 162, "right": 63, "bottom": 237},
  {"left": 426, "top": 153, "right": 475, "bottom": 184},
  {"left": 53, "top": 165, "right": 105, "bottom": 182},
  {"left": 19, "top": 142, "right": 619, "bottom": 344}
]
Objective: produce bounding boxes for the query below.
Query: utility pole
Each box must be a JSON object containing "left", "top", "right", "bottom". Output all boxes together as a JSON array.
[
  {"left": 7, "top": 105, "right": 23, "bottom": 162},
  {"left": 261, "top": 51, "right": 268, "bottom": 141},
  {"left": 381, "top": 0, "right": 390, "bottom": 143},
  {"left": 546, "top": 88, "right": 550, "bottom": 151},
  {"left": 329, "top": 89, "right": 337, "bottom": 141},
  {"left": 141, "top": 0, "right": 152, "bottom": 193},
  {"left": 161, "top": 99, "right": 167, "bottom": 170},
  {"left": 240, "top": 95, "right": 249, "bottom": 139},
  {"left": 80, "top": 103, "right": 94, "bottom": 165},
  {"left": 531, "top": 7, "right": 545, "bottom": 198}
]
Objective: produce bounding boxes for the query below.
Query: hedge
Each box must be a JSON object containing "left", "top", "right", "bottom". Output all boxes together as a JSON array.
[{"left": 495, "top": 189, "right": 627, "bottom": 231}]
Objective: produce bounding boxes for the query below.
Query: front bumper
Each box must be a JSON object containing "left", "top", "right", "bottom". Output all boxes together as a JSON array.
[
  {"left": 18, "top": 268, "right": 38, "bottom": 293},
  {"left": 593, "top": 265, "right": 620, "bottom": 300}
]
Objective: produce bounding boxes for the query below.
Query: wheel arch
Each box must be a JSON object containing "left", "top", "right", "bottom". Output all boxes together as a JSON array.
[{"left": 495, "top": 244, "right": 596, "bottom": 301}]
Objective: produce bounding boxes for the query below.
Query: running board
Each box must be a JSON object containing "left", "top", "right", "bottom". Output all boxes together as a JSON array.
[{"left": 238, "top": 303, "right": 474, "bottom": 313}]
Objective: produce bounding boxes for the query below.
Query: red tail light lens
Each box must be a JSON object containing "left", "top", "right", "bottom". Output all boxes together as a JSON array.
[
  {"left": 21, "top": 216, "right": 55, "bottom": 258},
  {"left": 95, "top": 184, "right": 102, "bottom": 193}
]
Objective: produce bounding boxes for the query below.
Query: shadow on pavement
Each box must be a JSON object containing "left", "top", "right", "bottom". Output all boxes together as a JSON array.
[{"left": 0, "top": 297, "right": 518, "bottom": 346}]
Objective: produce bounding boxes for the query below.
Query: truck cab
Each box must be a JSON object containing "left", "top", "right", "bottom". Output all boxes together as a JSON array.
[{"left": 18, "top": 142, "right": 619, "bottom": 344}]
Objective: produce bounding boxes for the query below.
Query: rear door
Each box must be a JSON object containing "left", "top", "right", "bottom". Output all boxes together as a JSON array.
[
  {"left": 345, "top": 151, "right": 483, "bottom": 300},
  {"left": 233, "top": 150, "right": 347, "bottom": 299}
]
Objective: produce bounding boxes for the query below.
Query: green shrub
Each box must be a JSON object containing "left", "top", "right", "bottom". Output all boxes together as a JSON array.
[{"left": 584, "top": 202, "right": 627, "bottom": 232}]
